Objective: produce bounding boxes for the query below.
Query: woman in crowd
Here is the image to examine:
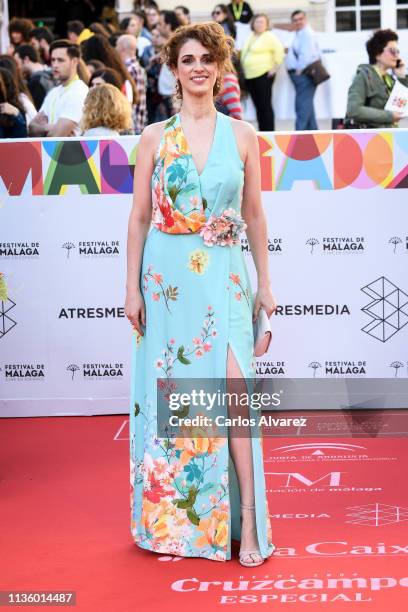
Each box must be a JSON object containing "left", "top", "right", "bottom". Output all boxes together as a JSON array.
[
  {"left": 0, "top": 55, "right": 37, "bottom": 124},
  {"left": 86, "top": 59, "right": 105, "bottom": 76},
  {"left": 7, "top": 18, "right": 35, "bottom": 55},
  {"left": 89, "top": 22, "right": 113, "bottom": 39},
  {"left": 0, "top": 67, "right": 27, "bottom": 138},
  {"left": 211, "top": 4, "right": 236, "bottom": 39},
  {"left": 346, "top": 28, "right": 408, "bottom": 128},
  {"left": 240, "top": 13, "right": 284, "bottom": 131},
  {"left": 81, "top": 34, "right": 139, "bottom": 105},
  {"left": 144, "top": 5, "right": 161, "bottom": 38},
  {"left": 89, "top": 68, "right": 124, "bottom": 91},
  {"left": 81, "top": 83, "right": 132, "bottom": 136},
  {"left": 120, "top": 12, "right": 151, "bottom": 54}
]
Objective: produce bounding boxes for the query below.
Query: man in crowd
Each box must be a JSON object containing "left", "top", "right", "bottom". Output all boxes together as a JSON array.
[
  {"left": 158, "top": 10, "right": 180, "bottom": 38},
  {"left": 286, "top": 10, "right": 320, "bottom": 130},
  {"left": 30, "top": 26, "right": 54, "bottom": 66},
  {"left": 228, "top": 0, "right": 253, "bottom": 24},
  {"left": 116, "top": 34, "right": 147, "bottom": 134},
  {"left": 67, "top": 20, "right": 94, "bottom": 45},
  {"left": 14, "top": 44, "right": 54, "bottom": 110},
  {"left": 29, "top": 40, "right": 88, "bottom": 137},
  {"left": 157, "top": 10, "right": 178, "bottom": 111},
  {"left": 175, "top": 6, "right": 191, "bottom": 26}
]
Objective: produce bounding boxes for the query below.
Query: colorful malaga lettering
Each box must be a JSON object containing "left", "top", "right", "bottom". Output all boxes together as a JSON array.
[
  {"left": 0, "top": 132, "right": 407, "bottom": 196},
  {"left": 0, "top": 139, "right": 137, "bottom": 196}
]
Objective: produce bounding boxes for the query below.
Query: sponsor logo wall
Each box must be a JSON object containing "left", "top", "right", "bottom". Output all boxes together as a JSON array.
[{"left": 0, "top": 132, "right": 407, "bottom": 415}]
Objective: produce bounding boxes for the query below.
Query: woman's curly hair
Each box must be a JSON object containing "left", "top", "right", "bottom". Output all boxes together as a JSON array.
[
  {"left": 366, "top": 29, "right": 398, "bottom": 65},
  {"left": 161, "top": 22, "right": 234, "bottom": 97},
  {"left": 80, "top": 84, "right": 132, "bottom": 133}
]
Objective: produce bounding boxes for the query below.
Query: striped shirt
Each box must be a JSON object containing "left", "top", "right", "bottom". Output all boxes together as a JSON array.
[{"left": 219, "top": 73, "right": 242, "bottom": 120}]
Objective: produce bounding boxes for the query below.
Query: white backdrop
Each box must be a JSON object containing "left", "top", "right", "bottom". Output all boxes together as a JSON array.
[{"left": 1, "top": 130, "right": 407, "bottom": 416}]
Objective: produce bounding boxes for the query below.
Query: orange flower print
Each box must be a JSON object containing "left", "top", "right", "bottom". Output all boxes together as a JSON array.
[
  {"left": 144, "top": 266, "right": 179, "bottom": 313},
  {"left": 229, "top": 272, "right": 251, "bottom": 309},
  {"left": 195, "top": 508, "right": 229, "bottom": 551}
]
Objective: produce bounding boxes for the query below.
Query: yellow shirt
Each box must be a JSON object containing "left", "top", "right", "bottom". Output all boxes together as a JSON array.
[{"left": 241, "top": 31, "right": 285, "bottom": 80}]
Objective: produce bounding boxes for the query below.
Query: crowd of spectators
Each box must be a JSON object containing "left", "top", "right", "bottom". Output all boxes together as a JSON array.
[{"left": 0, "top": 2, "right": 406, "bottom": 139}]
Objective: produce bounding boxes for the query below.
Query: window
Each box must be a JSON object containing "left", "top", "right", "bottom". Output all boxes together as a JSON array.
[
  {"left": 397, "top": 0, "right": 408, "bottom": 28},
  {"left": 335, "top": 0, "right": 381, "bottom": 31}
]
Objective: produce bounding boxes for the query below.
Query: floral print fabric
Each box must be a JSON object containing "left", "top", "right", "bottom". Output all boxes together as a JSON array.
[{"left": 129, "top": 111, "right": 275, "bottom": 561}]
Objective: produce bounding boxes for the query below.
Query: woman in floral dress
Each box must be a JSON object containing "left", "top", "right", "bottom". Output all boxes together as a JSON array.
[{"left": 125, "top": 22, "right": 277, "bottom": 566}]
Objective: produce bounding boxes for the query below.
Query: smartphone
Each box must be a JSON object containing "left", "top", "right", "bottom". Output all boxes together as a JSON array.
[{"left": 396, "top": 59, "right": 402, "bottom": 68}]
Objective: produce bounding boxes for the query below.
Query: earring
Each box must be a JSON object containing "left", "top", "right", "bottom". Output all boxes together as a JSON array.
[
  {"left": 175, "top": 79, "right": 183, "bottom": 99},
  {"left": 214, "top": 75, "right": 223, "bottom": 95}
]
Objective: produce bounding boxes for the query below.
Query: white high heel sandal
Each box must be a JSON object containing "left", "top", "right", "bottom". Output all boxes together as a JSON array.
[{"left": 239, "top": 503, "right": 264, "bottom": 567}]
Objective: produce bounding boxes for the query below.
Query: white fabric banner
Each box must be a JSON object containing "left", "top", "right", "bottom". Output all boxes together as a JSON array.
[{"left": 0, "top": 130, "right": 407, "bottom": 416}]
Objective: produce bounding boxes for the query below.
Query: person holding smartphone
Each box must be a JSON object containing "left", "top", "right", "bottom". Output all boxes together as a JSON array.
[{"left": 346, "top": 28, "right": 408, "bottom": 128}]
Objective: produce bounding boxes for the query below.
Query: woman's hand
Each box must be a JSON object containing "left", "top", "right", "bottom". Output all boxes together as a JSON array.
[
  {"left": 393, "top": 59, "right": 407, "bottom": 79},
  {"left": 125, "top": 290, "right": 146, "bottom": 336},
  {"left": 253, "top": 284, "right": 278, "bottom": 321},
  {"left": 267, "top": 67, "right": 277, "bottom": 78},
  {"left": 0, "top": 102, "right": 19, "bottom": 116},
  {"left": 392, "top": 111, "right": 404, "bottom": 122}
]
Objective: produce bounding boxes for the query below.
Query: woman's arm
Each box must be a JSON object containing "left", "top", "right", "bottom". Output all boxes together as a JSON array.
[
  {"left": 124, "top": 123, "right": 160, "bottom": 334},
  {"left": 238, "top": 121, "right": 277, "bottom": 320}
]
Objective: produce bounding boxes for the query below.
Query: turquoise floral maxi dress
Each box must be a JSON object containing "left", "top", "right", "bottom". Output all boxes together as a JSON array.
[{"left": 129, "top": 111, "right": 275, "bottom": 562}]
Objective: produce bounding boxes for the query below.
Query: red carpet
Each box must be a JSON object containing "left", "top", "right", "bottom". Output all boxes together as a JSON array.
[{"left": 1, "top": 413, "right": 408, "bottom": 611}]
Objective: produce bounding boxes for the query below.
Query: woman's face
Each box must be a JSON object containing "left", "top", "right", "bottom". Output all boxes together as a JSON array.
[
  {"left": 253, "top": 16, "right": 268, "bottom": 34},
  {"left": 91, "top": 76, "right": 106, "bottom": 88},
  {"left": 145, "top": 8, "right": 159, "bottom": 29},
  {"left": 174, "top": 39, "right": 218, "bottom": 98},
  {"left": 87, "top": 63, "right": 96, "bottom": 76},
  {"left": 126, "top": 18, "right": 140, "bottom": 37},
  {"left": 211, "top": 6, "right": 225, "bottom": 23},
  {"left": 151, "top": 29, "right": 165, "bottom": 50},
  {"left": 377, "top": 39, "right": 400, "bottom": 70},
  {"left": 11, "top": 31, "right": 23, "bottom": 44}
]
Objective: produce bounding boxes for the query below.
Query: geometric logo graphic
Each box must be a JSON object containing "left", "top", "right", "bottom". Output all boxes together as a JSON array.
[
  {"left": 0, "top": 272, "right": 17, "bottom": 339},
  {"left": 361, "top": 276, "right": 408, "bottom": 342},
  {"left": 346, "top": 503, "right": 408, "bottom": 526},
  {"left": 271, "top": 443, "right": 367, "bottom": 456}
]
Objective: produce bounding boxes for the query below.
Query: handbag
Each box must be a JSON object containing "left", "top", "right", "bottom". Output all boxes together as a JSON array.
[
  {"left": 303, "top": 60, "right": 330, "bottom": 86},
  {"left": 253, "top": 308, "right": 272, "bottom": 357}
]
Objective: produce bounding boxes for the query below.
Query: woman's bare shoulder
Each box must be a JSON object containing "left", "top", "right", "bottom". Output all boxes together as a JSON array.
[
  {"left": 229, "top": 117, "right": 257, "bottom": 142},
  {"left": 138, "top": 118, "right": 170, "bottom": 151},
  {"left": 228, "top": 117, "right": 258, "bottom": 162}
]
